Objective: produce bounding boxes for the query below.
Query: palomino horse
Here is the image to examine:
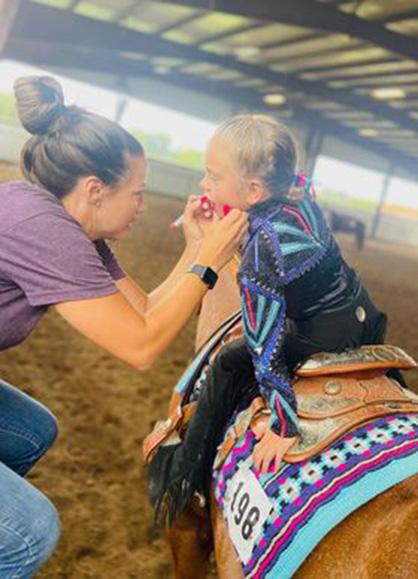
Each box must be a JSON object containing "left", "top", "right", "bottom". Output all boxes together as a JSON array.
[{"left": 166, "top": 262, "right": 418, "bottom": 579}]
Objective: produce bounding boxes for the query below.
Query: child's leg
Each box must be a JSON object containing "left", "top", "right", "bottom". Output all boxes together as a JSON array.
[{"left": 149, "top": 339, "right": 255, "bottom": 524}]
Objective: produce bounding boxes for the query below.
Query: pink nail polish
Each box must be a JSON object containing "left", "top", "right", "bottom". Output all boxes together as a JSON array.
[{"left": 222, "top": 204, "right": 231, "bottom": 216}]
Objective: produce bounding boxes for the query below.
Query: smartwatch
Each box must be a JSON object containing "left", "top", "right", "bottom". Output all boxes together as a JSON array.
[{"left": 188, "top": 264, "right": 218, "bottom": 289}]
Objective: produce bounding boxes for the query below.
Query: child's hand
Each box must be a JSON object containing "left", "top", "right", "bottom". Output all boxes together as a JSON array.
[{"left": 252, "top": 427, "right": 297, "bottom": 474}]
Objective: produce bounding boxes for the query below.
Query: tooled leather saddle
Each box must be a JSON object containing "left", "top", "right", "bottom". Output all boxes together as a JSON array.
[{"left": 143, "top": 312, "right": 418, "bottom": 468}]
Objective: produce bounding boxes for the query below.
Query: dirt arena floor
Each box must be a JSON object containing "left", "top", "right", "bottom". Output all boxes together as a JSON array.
[{"left": 1, "top": 163, "right": 417, "bottom": 578}]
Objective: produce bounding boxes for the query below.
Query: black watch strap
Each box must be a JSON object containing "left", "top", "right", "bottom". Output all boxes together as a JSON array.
[{"left": 188, "top": 264, "right": 219, "bottom": 289}]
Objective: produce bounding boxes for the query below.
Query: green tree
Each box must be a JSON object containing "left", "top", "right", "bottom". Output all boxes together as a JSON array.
[{"left": 0, "top": 93, "right": 19, "bottom": 126}]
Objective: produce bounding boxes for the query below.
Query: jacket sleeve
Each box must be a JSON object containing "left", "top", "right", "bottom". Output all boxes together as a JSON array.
[{"left": 239, "top": 227, "right": 299, "bottom": 438}]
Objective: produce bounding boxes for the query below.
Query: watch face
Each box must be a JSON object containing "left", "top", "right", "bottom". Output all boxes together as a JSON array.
[
  {"left": 191, "top": 265, "right": 218, "bottom": 289},
  {"left": 203, "top": 267, "right": 218, "bottom": 289}
]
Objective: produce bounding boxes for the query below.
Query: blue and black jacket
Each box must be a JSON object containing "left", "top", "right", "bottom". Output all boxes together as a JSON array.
[{"left": 238, "top": 194, "right": 361, "bottom": 437}]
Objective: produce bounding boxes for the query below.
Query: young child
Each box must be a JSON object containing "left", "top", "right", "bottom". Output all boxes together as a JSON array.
[
  {"left": 150, "top": 114, "right": 390, "bottom": 521},
  {"left": 199, "top": 114, "right": 391, "bottom": 473}
]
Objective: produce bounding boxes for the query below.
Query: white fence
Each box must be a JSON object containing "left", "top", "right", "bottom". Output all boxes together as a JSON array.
[{"left": 1, "top": 123, "right": 417, "bottom": 247}]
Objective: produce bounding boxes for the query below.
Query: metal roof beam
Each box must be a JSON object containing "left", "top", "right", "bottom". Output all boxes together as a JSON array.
[
  {"left": 194, "top": 22, "right": 265, "bottom": 47},
  {"left": 261, "top": 41, "right": 368, "bottom": 66},
  {"left": 156, "top": 0, "right": 418, "bottom": 61},
  {"left": 380, "top": 9, "right": 418, "bottom": 24},
  {"left": 157, "top": 12, "right": 206, "bottom": 34},
  {"left": 6, "top": 37, "right": 265, "bottom": 108},
  {"left": 324, "top": 68, "right": 418, "bottom": 84},
  {"left": 295, "top": 57, "right": 401, "bottom": 75},
  {"left": 9, "top": 1, "right": 418, "bottom": 135},
  {"left": 5, "top": 38, "right": 155, "bottom": 76},
  {"left": 261, "top": 31, "right": 324, "bottom": 51}
]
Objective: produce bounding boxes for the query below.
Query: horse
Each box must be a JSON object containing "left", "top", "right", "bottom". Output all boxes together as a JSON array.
[
  {"left": 323, "top": 207, "right": 366, "bottom": 251},
  {"left": 159, "top": 261, "right": 418, "bottom": 578}
]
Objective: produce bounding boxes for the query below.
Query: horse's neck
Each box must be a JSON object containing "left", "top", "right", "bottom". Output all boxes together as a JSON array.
[{"left": 195, "top": 260, "right": 241, "bottom": 352}]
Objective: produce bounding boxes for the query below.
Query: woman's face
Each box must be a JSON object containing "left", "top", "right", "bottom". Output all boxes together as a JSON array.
[
  {"left": 97, "top": 154, "right": 147, "bottom": 240},
  {"left": 200, "top": 138, "right": 251, "bottom": 215}
]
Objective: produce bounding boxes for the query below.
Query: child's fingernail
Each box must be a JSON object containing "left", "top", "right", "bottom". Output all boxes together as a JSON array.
[{"left": 222, "top": 204, "right": 231, "bottom": 216}]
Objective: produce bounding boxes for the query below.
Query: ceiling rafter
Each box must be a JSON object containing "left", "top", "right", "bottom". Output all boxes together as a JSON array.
[
  {"left": 319, "top": 67, "right": 418, "bottom": 83},
  {"left": 157, "top": 11, "right": 206, "bottom": 34},
  {"left": 259, "top": 40, "right": 370, "bottom": 66},
  {"left": 5, "top": 38, "right": 154, "bottom": 76},
  {"left": 331, "top": 77, "right": 418, "bottom": 90},
  {"left": 297, "top": 56, "right": 405, "bottom": 76},
  {"left": 260, "top": 30, "right": 325, "bottom": 51},
  {"left": 194, "top": 22, "right": 265, "bottom": 47},
  {"left": 155, "top": 0, "right": 418, "bottom": 61},
  {"left": 380, "top": 9, "right": 418, "bottom": 24},
  {"left": 112, "top": 1, "right": 140, "bottom": 22},
  {"left": 9, "top": 1, "right": 418, "bottom": 137}
]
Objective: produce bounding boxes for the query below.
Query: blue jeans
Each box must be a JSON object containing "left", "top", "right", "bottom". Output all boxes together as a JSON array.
[{"left": 0, "top": 380, "right": 61, "bottom": 577}]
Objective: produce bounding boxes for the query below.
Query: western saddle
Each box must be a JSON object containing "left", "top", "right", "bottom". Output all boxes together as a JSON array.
[{"left": 143, "top": 314, "right": 418, "bottom": 469}]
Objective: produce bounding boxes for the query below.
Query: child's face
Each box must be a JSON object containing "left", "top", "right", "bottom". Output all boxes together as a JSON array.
[{"left": 200, "top": 137, "right": 254, "bottom": 215}]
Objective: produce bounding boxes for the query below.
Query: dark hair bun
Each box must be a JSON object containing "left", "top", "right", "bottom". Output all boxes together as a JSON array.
[{"left": 14, "top": 75, "right": 66, "bottom": 135}]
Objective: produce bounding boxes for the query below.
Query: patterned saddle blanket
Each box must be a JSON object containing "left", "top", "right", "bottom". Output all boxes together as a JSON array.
[{"left": 214, "top": 413, "right": 418, "bottom": 578}]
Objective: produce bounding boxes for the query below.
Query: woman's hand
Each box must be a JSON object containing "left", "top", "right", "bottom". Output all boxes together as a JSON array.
[
  {"left": 182, "top": 195, "right": 214, "bottom": 248},
  {"left": 252, "top": 427, "right": 297, "bottom": 474},
  {"left": 197, "top": 208, "right": 248, "bottom": 272}
]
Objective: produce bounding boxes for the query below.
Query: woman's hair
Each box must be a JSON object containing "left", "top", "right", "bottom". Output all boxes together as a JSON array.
[
  {"left": 212, "top": 114, "right": 302, "bottom": 201},
  {"left": 14, "top": 76, "right": 144, "bottom": 199}
]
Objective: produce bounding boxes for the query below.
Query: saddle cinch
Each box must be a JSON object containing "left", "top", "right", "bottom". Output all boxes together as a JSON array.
[{"left": 143, "top": 340, "right": 418, "bottom": 467}]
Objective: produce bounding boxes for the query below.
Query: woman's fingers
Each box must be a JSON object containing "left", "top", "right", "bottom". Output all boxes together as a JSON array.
[
  {"left": 185, "top": 195, "right": 208, "bottom": 212},
  {"left": 222, "top": 208, "right": 246, "bottom": 224},
  {"left": 183, "top": 196, "right": 215, "bottom": 245},
  {"left": 197, "top": 207, "right": 248, "bottom": 270},
  {"left": 218, "top": 209, "right": 248, "bottom": 236},
  {"left": 183, "top": 197, "right": 200, "bottom": 222}
]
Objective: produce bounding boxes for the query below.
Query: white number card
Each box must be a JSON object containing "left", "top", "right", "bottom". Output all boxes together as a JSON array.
[{"left": 224, "top": 464, "right": 274, "bottom": 564}]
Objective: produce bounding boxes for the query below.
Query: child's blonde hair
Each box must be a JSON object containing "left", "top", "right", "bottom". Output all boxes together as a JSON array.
[{"left": 212, "top": 114, "right": 302, "bottom": 201}]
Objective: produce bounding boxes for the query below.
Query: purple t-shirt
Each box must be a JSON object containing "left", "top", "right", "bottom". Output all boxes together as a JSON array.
[{"left": 0, "top": 181, "right": 126, "bottom": 350}]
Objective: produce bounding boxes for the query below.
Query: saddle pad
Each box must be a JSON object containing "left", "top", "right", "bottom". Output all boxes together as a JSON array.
[
  {"left": 213, "top": 414, "right": 418, "bottom": 578},
  {"left": 174, "top": 310, "right": 241, "bottom": 397}
]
